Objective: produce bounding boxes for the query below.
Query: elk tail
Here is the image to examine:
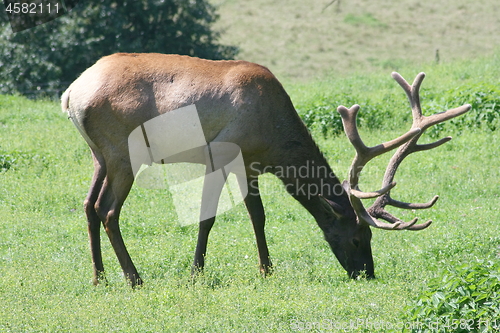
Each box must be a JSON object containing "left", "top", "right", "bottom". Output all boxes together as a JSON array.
[
  {"left": 61, "top": 89, "right": 70, "bottom": 114},
  {"left": 61, "top": 88, "right": 100, "bottom": 151}
]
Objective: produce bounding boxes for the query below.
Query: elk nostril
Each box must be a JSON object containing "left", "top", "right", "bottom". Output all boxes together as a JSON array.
[{"left": 352, "top": 238, "right": 360, "bottom": 248}]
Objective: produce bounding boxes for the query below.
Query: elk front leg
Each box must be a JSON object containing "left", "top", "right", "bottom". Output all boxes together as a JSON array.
[
  {"left": 192, "top": 216, "right": 216, "bottom": 275},
  {"left": 191, "top": 162, "right": 226, "bottom": 276},
  {"left": 244, "top": 178, "right": 272, "bottom": 276}
]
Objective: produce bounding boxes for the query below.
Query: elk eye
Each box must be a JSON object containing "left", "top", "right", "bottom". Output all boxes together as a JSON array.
[{"left": 352, "top": 238, "right": 360, "bottom": 248}]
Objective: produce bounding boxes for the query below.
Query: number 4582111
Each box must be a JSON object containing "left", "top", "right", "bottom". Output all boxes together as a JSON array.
[{"left": 5, "top": 2, "right": 60, "bottom": 14}]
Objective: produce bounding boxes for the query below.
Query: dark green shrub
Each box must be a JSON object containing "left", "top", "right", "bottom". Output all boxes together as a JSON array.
[
  {"left": 296, "top": 94, "right": 392, "bottom": 137},
  {"left": 405, "top": 260, "right": 500, "bottom": 333},
  {"left": 426, "top": 83, "right": 500, "bottom": 137},
  {"left": 0, "top": 144, "right": 49, "bottom": 173},
  {"left": 298, "top": 97, "right": 344, "bottom": 137},
  {"left": 0, "top": 0, "right": 238, "bottom": 98},
  {"left": 0, "top": 153, "right": 15, "bottom": 171}
]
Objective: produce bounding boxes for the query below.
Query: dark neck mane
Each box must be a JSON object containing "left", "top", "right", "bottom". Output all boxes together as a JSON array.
[{"left": 272, "top": 132, "right": 348, "bottom": 205}]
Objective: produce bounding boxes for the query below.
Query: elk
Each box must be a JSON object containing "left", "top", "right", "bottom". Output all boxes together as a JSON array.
[{"left": 61, "top": 53, "right": 470, "bottom": 287}]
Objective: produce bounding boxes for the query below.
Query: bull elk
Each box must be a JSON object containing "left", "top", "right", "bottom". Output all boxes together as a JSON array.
[{"left": 61, "top": 53, "right": 470, "bottom": 287}]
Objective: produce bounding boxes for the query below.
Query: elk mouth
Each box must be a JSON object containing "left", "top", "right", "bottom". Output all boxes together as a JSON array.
[
  {"left": 349, "top": 269, "right": 375, "bottom": 280},
  {"left": 345, "top": 257, "right": 375, "bottom": 280}
]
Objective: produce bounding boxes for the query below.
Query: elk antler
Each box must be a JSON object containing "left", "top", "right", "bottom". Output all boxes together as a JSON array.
[{"left": 338, "top": 72, "right": 471, "bottom": 230}]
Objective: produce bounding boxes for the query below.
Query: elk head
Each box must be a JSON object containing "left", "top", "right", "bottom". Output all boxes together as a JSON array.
[{"left": 326, "top": 72, "right": 471, "bottom": 279}]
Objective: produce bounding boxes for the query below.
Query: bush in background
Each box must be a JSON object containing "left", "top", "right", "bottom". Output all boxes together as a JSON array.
[
  {"left": 297, "top": 94, "right": 389, "bottom": 137},
  {"left": 0, "top": 0, "right": 238, "bottom": 98},
  {"left": 443, "top": 83, "right": 500, "bottom": 132}
]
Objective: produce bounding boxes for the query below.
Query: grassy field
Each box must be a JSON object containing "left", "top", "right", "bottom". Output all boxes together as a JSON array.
[
  {"left": 210, "top": 0, "right": 500, "bottom": 80},
  {"left": 1, "top": 52, "right": 499, "bottom": 331},
  {"left": 2, "top": 1, "right": 500, "bottom": 329}
]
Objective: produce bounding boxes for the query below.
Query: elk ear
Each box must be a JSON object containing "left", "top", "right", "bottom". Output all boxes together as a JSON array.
[
  {"left": 319, "top": 195, "right": 345, "bottom": 219},
  {"left": 341, "top": 180, "right": 350, "bottom": 194}
]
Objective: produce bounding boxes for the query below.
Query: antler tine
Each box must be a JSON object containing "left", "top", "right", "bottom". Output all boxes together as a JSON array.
[
  {"left": 337, "top": 105, "right": 420, "bottom": 191},
  {"left": 388, "top": 195, "right": 439, "bottom": 210},
  {"left": 419, "top": 105, "right": 472, "bottom": 130},
  {"left": 392, "top": 72, "right": 426, "bottom": 121},
  {"left": 347, "top": 185, "right": 431, "bottom": 231},
  {"left": 365, "top": 72, "right": 471, "bottom": 231},
  {"left": 392, "top": 71, "right": 471, "bottom": 131},
  {"left": 411, "top": 137, "right": 451, "bottom": 153}
]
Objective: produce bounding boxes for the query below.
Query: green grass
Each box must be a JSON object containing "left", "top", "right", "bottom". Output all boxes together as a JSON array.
[{"left": 1, "top": 56, "right": 500, "bottom": 331}]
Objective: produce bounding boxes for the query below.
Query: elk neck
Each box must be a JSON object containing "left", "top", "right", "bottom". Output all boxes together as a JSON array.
[{"left": 267, "top": 123, "right": 349, "bottom": 207}]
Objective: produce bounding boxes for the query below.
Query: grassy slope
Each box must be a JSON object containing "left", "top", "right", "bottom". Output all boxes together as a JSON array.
[
  {"left": 210, "top": 0, "right": 500, "bottom": 80},
  {"left": 1, "top": 55, "right": 499, "bottom": 331}
]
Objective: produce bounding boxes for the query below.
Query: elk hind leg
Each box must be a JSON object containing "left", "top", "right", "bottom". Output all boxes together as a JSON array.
[
  {"left": 95, "top": 165, "right": 142, "bottom": 287},
  {"left": 84, "top": 151, "right": 107, "bottom": 285}
]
